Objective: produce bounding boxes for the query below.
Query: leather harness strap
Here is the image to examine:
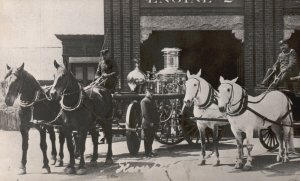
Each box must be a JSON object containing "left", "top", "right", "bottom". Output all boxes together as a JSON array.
[{"left": 246, "top": 107, "right": 293, "bottom": 127}]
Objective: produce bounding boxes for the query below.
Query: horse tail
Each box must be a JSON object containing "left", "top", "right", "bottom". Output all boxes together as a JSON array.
[{"left": 286, "top": 97, "right": 295, "bottom": 153}]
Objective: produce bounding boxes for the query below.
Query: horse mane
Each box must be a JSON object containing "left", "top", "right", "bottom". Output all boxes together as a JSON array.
[{"left": 22, "top": 70, "right": 42, "bottom": 91}]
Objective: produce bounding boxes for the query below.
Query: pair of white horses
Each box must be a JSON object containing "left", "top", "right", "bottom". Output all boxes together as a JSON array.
[{"left": 183, "top": 69, "right": 294, "bottom": 170}]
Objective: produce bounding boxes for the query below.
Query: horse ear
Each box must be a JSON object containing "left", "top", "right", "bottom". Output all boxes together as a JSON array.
[
  {"left": 219, "top": 76, "right": 225, "bottom": 83},
  {"left": 6, "top": 64, "right": 11, "bottom": 70},
  {"left": 17, "top": 63, "right": 24, "bottom": 71},
  {"left": 54, "top": 60, "right": 60, "bottom": 69},
  {"left": 187, "top": 70, "right": 191, "bottom": 79},
  {"left": 196, "top": 69, "right": 201, "bottom": 77},
  {"left": 231, "top": 77, "right": 239, "bottom": 83},
  {"left": 63, "top": 59, "right": 69, "bottom": 70}
]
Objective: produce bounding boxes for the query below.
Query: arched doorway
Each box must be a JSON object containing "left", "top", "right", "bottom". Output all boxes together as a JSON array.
[
  {"left": 288, "top": 31, "right": 300, "bottom": 70},
  {"left": 141, "top": 30, "right": 243, "bottom": 88}
]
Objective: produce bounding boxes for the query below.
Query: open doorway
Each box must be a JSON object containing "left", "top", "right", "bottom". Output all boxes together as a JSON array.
[{"left": 141, "top": 30, "right": 243, "bottom": 88}]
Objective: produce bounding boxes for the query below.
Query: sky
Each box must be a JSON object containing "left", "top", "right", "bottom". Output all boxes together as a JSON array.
[{"left": 0, "top": 0, "right": 104, "bottom": 80}]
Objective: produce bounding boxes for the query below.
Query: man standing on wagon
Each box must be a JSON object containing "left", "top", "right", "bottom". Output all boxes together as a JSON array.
[
  {"left": 141, "top": 87, "right": 159, "bottom": 157},
  {"left": 94, "top": 49, "right": 119, "bottom": 92},
  {"left": 261, "top": 40, "right": 298, "bottom": 89}
]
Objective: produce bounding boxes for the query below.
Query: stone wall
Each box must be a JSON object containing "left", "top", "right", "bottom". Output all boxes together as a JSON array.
[{"left": 0, "top": 81, "right": 19, "bottom": 131}]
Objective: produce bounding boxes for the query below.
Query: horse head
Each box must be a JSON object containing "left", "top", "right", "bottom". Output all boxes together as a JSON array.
[
  {"left": 217, "top": 76, "right": 239, "bottom": 113},
  {"left": 184, "top": 69, "right": 214, "bottom": 110},
  {"left": 50, "top": 59, "right": 72, "bottom": 99},
  {"left": 4, "top": 63, "right": 25, "bottom": 106}
]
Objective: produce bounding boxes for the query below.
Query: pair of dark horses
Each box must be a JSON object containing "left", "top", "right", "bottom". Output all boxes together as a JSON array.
[{"left": 4, "top": 60, "right": 113, "bottom": 175}]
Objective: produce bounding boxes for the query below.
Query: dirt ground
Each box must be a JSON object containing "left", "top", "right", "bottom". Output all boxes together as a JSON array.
[{"left": 0, "top": 129, "right": 300, "bottom": 181}]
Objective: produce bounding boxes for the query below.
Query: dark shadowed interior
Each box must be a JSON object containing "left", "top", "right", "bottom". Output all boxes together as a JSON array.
[{"left": 141, "top": 30, "right": 243, "bottom": 88}]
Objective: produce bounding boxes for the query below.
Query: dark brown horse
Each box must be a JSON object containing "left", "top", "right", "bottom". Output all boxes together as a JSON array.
[
  {"left": 4, "top": 63, "right": 65, "bottom": 174},
  {"left": 50, "top": 60, "right": 113, "bottom": 175}
]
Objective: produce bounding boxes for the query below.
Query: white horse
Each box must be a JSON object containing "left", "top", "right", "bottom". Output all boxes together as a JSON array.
[
  {"left": 183, "top": 69, "right": 228, "bottom": 166},
  {"left": 217, "top": 76, "right": 294, "bottom": 170}
]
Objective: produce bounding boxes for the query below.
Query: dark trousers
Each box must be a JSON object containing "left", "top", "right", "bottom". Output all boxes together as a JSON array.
[{"left": 143, "top": 128, "right": 155, "bottom": 155}]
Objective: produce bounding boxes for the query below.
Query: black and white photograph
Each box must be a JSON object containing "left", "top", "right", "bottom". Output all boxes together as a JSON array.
[{"left": 1, "top": 0, "right": 300, "bottom": 180}]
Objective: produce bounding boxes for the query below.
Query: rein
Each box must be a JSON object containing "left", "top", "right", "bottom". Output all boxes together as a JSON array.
[{"left": 223, "top": 83, "right": 293, "bottom": 127}]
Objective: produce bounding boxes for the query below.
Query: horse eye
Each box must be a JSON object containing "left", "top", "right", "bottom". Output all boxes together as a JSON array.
[
  {"left": 194, "top": 84, "right": 197, "bottom": 86},
  {"left": 227, "top": 88, "right": 230, "bottom": 92}
]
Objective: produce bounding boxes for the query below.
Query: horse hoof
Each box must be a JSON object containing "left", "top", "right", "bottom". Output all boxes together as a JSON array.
[
  {"left": 51, "top": 159, "right": 57, "bottom": 165},
  {"left": 234, "top": 160, "right": 243, "bottom": 169},
  {"left": 64, "top": 167, "right": 76, "bottom": 174},
  {"left": 243, "top": 164, "right": 252, "bottom": 171},
  {"left": 77, "top": 168, "right": 87, "bottom": 175},
  {"left": 90, "top": 160, "right": 98, "bottom": 167},
  {"left": 42, "top": 166, "right": 51, "bottom": 174},
  {"left": 276, "top": 156, "right": 282, "bottom": 163},
  {"left": 283, "top": 157, "right": 289, "bottom": 163},
  {"left": 105, "top": 158, "right": 113, "bottom": 165},
  {"left": 199, "top": 160, "right": 206, "bottom": 166},
  {"left": 213, "top": 160, "right": 220, "bottom": 167},
  {"left": 56, "top": 160, "right": 64, "bottom": 167},
  {"left": 18, "top": 168, "right": 26, "bottom": 175}
]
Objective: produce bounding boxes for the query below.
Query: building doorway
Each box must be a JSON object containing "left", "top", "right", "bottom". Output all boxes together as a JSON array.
[
  {"left": 141, "top": 30, "right": 243, "bottom": 88},
  {"left": 288, "top": 31, "right": 300, "bottom": 70}
]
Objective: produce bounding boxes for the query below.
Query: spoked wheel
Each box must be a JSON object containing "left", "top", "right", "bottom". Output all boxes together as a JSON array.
[
  {"left": 126, "top": 101, "right": 142, "bottom": 155},
  {"left": 181, "top": 118, "right": 200, "bottom": 144},
  {"left": 259, "top": 128, "right": 279, "bottom": 150},
  {"left": 72, "top": 131, "right": 80, "bottom": 159},
  {"left": 180, "top": 106, "right": 223, "bottom": 144},
  {"left": 154, "top": 99, "right": 184, "bottom": 145}
]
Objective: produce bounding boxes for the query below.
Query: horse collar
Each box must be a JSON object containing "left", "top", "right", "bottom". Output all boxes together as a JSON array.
[
  {"left": 19, "top": 91, "right": 39, "bottom": 107},
  {"left": 226, "top": 87, "right": 248, "bottom": 116},
  {"left": 198, "top": 84, "right": 216, "bottom": 109},
  {"left": 60, "top": 83, "right": 84, "bottom": 111}
]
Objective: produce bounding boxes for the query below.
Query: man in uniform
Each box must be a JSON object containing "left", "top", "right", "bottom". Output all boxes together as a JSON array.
[
  {"left": 261, "top": 40, "right": 298, "bottom": 88},
  {"left": 94, "top": 49, "right": 119, "bottom": 92},
  {"left": 140, "top": 88, "right": 159, "bottom": 157}
]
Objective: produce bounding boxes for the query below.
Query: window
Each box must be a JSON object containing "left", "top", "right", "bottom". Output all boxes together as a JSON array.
[{"left": 71, "top": 63, "right": 98, "bottom": 85}]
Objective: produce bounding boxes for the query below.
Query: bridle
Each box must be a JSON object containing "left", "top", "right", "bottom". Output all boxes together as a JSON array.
[
  {"left": 6, "top": 71, "right": 40, "bottom": 108},
  {"left": 188, "top": 77, "right": 217, "bottom": 109},
  {"left": 220, "top": 82, "right": 248, "bottom": 116}
]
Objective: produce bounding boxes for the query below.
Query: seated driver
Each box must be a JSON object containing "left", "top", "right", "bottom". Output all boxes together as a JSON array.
[{"left": 94, "top": 49, "right": 119, "bottom": 92}]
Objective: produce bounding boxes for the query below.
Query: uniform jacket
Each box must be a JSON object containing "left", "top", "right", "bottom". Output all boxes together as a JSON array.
[
  {"left": 95, "top": 58, "right": 119, "bottom": 79},
  {"left": 140, "top": 96, "right": 159, "bottom": 129},
  {"left": 274, "top": 49, "right": 298, "bottom": 73},
  {"left": 95, "top": 58, "right": 119, "bottom": 90}
]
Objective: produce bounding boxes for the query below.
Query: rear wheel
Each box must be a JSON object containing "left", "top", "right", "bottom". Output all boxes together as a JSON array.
[
  {"left": 259, "top": 128, "right": 279, "bottom": 150},
  {"left": 126, "top": 101, "right": 142, "bottom": 155}
]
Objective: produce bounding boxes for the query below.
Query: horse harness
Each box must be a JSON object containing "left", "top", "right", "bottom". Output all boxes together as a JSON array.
[
  {"left": 222, "top": 82, "right": 293, "bottom": 128},
  {"left": 59, "top": 82, "right": 113, "bottom": 123},
  {"left": 190, "top": 77, "right": 218, "bottom": 109}
]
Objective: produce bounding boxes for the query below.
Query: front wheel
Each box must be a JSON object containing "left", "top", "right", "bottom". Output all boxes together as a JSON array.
[{"left": 126, "top": 101, "right": 142, "bottom": 155}]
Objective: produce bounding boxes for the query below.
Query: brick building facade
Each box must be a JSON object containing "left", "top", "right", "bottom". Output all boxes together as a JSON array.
[{"left": 104, "top": 0, "right": 300, "bottom": 91}]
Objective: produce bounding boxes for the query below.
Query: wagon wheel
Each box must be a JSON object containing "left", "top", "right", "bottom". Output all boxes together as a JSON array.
[
  {"left": 180, "top": 106, "right": 223, "bottom": 144},
  {"left": 154, "top": 99, "right": 185, "bottom": 145},
  {"left": 259, "top": 128, "right": 279, "bottom": 150},
  {"left": 126, "top": 101, "right": 142, "bottom": 155}
]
